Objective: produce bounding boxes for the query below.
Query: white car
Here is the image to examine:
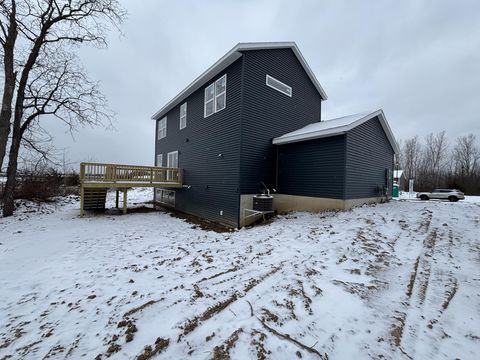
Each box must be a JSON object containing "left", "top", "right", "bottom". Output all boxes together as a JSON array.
[{"left": 416, "top": 189, "right": 465, "bottom": 202}]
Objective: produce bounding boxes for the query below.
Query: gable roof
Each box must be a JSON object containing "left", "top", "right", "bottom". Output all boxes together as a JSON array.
[
  {"left": 151, "top": 42, "right": 328, "bottom": 120},
  {"left": 394, "top": 170, "right": 404, "bottom": 178},
  {"left": 272, "top": 109, "right": 400, "bottom": 153}
]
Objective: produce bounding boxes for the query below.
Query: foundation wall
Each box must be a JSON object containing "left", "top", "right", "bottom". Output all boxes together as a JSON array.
[
  {"left": 240, "top": 193, "right": 387, "bottom": 227},
  {"left": 272, "top": 194, "right": 345, "bottom": 213}
]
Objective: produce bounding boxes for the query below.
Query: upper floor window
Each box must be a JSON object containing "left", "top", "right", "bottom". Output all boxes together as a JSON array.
[
  {"left": 158, "top": 117, "right": 167, "bottom": 139},
  {"left": 266, "top": 74, "right": 292, "bottom": 97},
  {"left": 180, "top": 102, "right": 187, "bottom": 129},
  {"left": 204, "top": 74, "right": 227, "bottom": 117}
]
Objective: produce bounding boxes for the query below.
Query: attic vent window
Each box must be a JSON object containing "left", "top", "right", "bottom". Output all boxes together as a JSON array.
[
  {"left": 266, "top": 75, "right": 292, "bottom": 97},
  {"left": 204, "top": 74, "right": 227, "bottom": 117}
]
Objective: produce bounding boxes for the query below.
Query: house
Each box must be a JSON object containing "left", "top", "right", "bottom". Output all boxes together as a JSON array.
[
  {"left": 393, "top": 169, "right": 406, "bottom": 190},
  {"left": 151, "top": 42, "right": 399, "bottom": 228}
]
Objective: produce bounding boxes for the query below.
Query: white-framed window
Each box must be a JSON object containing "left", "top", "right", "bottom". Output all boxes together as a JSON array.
[
  {"left": 204, "top": 74, "right": 227, "bottom": 117},
  {"left": 167, "top": 150, "right": 179, "bottom": 181},
  {"left": 180, "top": 102, "right": 187, "bottom": 129},
  {"left": 266, "top": 74, "right": 292, "bottom": 97},
  {"left": 167, "top": 150, "right": 179, "bottom": 168},
  {"left": 156, "top": 154, "right": 163, "bottom": 167},
  {"left": 215, "top": 74, "right": 226, "bottom": 112},
  {"left": 157, "top": 117, "right": 167, "bottom": 139},
  {"left": 155, "top": 188, "right": 175, "bottom": 207}
]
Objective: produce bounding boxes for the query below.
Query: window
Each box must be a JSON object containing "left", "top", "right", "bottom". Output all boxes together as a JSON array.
[
  {"left": 156, "top": 154, "right": 163, "bottom": 167},
  {"left": 266, "top": 74, "right": 292, "bottom": 97},
  {"left": 167, "top": 150, "right": 179, "bottom": 168},
  {"left": 204, "top": 74, "right": 227, "bottom": 117},
  {"left": 167, "top": 150, "right": 179, "bottom": 181},
  {"left": 180, "top": 102, "right": 187, "bottom": 129},
  {"left": 215, "top": 75, "right": 226, "bottom": 112},
  {"left": 155, "top": 188, "right": 175, "bottom": 207},
  {"left": 158, "top": 117, "right": 167, "bottom": 139}
]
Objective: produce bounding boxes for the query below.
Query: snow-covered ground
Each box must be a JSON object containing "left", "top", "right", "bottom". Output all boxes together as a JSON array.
[{"left": 1, "top": 189, "right": 479, "bottom": 359}]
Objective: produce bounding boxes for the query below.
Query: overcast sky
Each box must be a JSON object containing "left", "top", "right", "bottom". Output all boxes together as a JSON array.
[{"left": 44, "top": 0, "right": 480, "bottom": 169}]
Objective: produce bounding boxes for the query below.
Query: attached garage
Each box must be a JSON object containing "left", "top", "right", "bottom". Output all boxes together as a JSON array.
[{"left": 272, "top": 109, "right": 399, "bottom": 212}]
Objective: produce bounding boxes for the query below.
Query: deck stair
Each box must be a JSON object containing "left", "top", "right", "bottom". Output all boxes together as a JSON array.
[
  {"left": 79, "top": 162, "right": 183, "bottom": 215},
  {"left": 82, "top": 188, "right": 108, "bottom": 210}
]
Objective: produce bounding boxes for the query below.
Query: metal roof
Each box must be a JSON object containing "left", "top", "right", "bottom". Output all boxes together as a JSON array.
[
  {"left": 151, "top": 42, "right": 327, "bottom": 120},
  {"left": 272, "top": 109, "right": 400, "bottom": 154}
]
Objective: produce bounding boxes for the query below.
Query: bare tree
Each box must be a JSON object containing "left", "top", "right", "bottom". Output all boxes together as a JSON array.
[
  {"left": 0, "top": 0, "right": 18, "bottom": 171},
  {"left": 420, "top": 131, "right": 448, "bottom": 188},
  {"left": 401, "top": 136, "right": 422, "bottom": 184},
  {"left": 0, "top": 0, "right": 125, "bottom": 216},
  {"left": 452, "top": 133, "right": 479, "bottom": 177}
]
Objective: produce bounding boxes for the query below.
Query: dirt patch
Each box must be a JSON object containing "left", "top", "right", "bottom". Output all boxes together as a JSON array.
[
  {"left": 136, "top": 337, "right": 169, "bottom": 360},
  {"left": 180, "top": 294, "right": 239, "bottom": 340},
  {"left": 441, "top": 278, "right": 458, "bottom": 311},
  {"left": 180, "top": 266, "right": 282, "bottom": 341},
  {"left": 124, "top": 299, "right": 163, "bottom": 317},
  {"left": 163, "top": 207, "right": 234, "bottom": 233},
  {"left": 212, "top": 328, "right": 243, "bottom": 360},
  {"left": 390, "top": 311, "right": 406, "bottom": 347},
  {"left": 250, "top": 330, "right": 270, "bottom": 360},
  {"left": 261, "top": 308, "right": 282, "bottom": 325},
  {"left": 199, "top": 266, "right": 239, "bottom": 283},
  {"left": 406, "top": 257, "right": 420, "bottom": 298}
]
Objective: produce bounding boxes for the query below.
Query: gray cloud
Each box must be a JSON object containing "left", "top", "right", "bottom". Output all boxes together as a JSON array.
[{"left": 43, "top": 0, "right": 480, "bottom": 169}]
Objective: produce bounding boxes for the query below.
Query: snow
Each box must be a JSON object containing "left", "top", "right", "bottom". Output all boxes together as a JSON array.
[
  {"left": 272, "top": 111, "right": 373, "bottom": 142},
  {"left": 1, "top": 189, "right": 479, "bottom": 359}
]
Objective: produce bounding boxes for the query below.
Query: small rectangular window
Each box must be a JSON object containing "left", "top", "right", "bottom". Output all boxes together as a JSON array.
[
  {"left": 204, "top": 74, "right": 227, "bottom": 117},
  {"left": 156, "top": 154, "right": 163, "bottom": 167},
  {"left": 157, "top": 117, "right": 167, "bottom": 139},
  {"left": 215, "top": 75, "right": 226, "bottom": 112},
  {"left": 204, "top": 83, "right": 215, "bottom": 117},
  {"left": 155, "top": 188, "right": 175, "bottom": 207},
  {"left": 266, "top": 74, "right": 292, "bottom": 97},
  {"left": 180, "top": 102, "right": 187, "bottom": 129}
]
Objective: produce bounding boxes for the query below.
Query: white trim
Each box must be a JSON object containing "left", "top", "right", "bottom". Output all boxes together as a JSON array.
[
  {"left": 204, "top": 74, "right": 227, "bottom": 118},
  {"left": 272, "top": 109, "right": 400, "bottom": 154},
  {"left": 179, "top": 102, "right": 187, "bottom": 129},
  {"left": 204, "top": 83, "right": 215, "bottom": 118},
  {"left": 151, "top": 42, "right": 327, "bottom": 120},
  {"left": 167, "top": 150, "right": 179, "bottom": 168},
  {"left": 215, "top": 74, "right": 227, "bottom": 112},
  {"left": 156, "top": 154, "right": 163, "bottom": 167},
  {"left": 266, "top": 74, "right": 292, "bottom": 97},
  {"left": 157, "top": 117, "right": 167, "bottom": 140}
]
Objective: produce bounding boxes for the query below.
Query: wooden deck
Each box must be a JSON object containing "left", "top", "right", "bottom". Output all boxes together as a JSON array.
[{"left": 79, "top": 162, "right": 183, "bottom": 215}]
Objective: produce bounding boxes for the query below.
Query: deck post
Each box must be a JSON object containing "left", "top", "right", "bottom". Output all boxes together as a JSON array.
[
  {"left": 80, "top": 185, "right": 85, "bottom": 216},
  {"left": 115, "top": 190, "right": 119, "bottom": 208},
  {"left": 123, "top": 188, "right": 127, "bottom": 214}
]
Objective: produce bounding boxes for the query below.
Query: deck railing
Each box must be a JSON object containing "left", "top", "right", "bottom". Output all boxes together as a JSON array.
[{"left": 80, "top": 162, "right": 182, "bottom": 186}]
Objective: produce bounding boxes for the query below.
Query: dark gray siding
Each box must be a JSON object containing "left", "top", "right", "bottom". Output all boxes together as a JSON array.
[
  {"left": 155, "top": 59, "right": 243, "bottom": 227},
  {"left": 276, "top": 135, "right": 346, "bottom": 199},
  {"left": 345, "top": 117, "right": 395, "bottom": 199},
  {"left": 239, "top": 49, "right": 323, "bottom": 195}
]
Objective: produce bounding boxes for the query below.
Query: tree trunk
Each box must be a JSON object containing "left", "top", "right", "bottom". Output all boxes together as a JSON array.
[
  {"left": 0, "top": 69, "right": 16, "bottom": 171},
  {"left": 0, "top": 2, "right": 18, "bottom": 171},
  {"left": 2, "top": 129, "right": 21, "bottom": 217}
]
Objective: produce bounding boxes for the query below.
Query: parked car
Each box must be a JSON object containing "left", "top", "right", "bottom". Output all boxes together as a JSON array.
[{"left": 416, "top": 189, "right": 465, "bottom": 202}]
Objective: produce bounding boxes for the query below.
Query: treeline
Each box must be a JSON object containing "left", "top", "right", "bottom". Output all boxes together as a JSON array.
[{"left": 398, "top": 131, "right": 480, "bottom": 194}]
